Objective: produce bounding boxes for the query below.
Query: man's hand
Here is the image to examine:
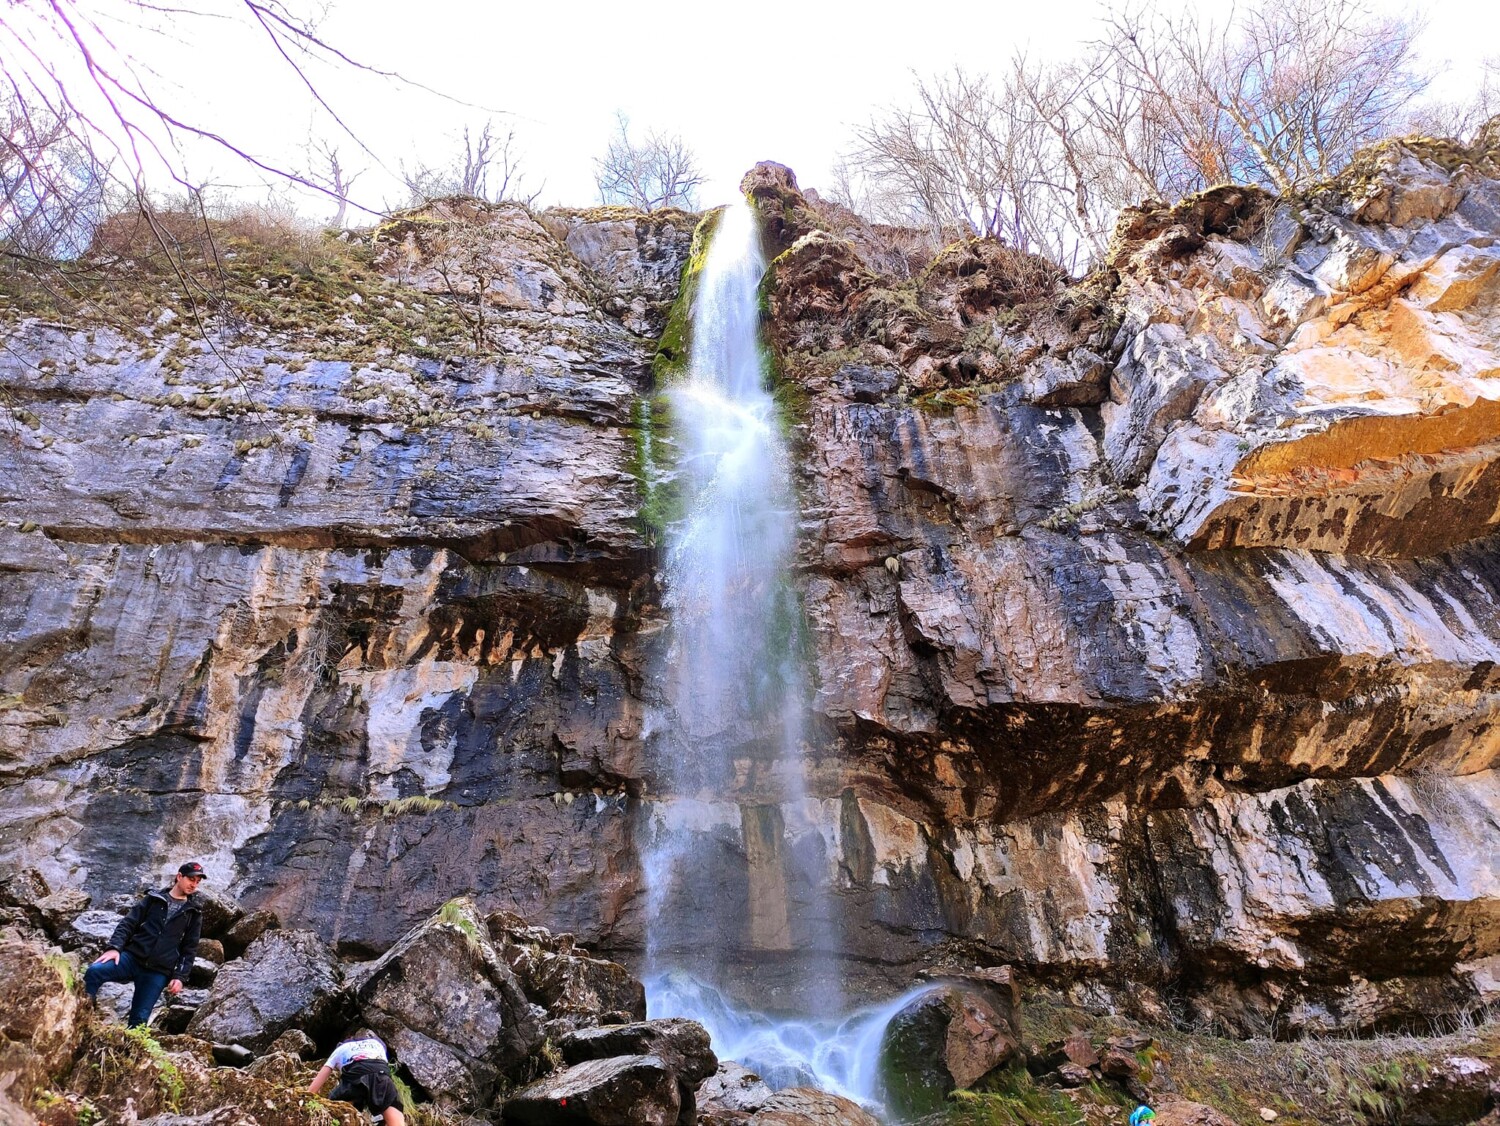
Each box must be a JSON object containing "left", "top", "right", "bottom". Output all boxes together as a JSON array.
[
  {"left": 94, "top": 950, "right": 120, "bottom": 965},
  {"left": 167, "top": 978, "right": 183, "bottom": 995}
]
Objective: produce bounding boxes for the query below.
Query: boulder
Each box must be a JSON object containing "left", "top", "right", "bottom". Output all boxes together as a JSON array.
[
  {"left": 558, "top": 1018, "right": 717, "bottom": 1084},
  {"left": 1401, "top": 1055, "right": 1497, "bottom": 1126},
  {"left": 32, "top": 887, "right": 91, "bottom": 940},
  {"left": 696, "top": 1061, "right": 773, "bottom": 1118},
  {"left": 1055, "top": 1061, "right": 1094, "bottom": 1087},
  {"left": 503, "top": 1053, "right": 685, "bottom": 1125},
  {"left": 0, "top": 869, "right": 49, "bottom": 914},
  {"left": 268, "top": 1028, "right": 318, "bottom": 1058},
  {"left": 490, "top": 911, "right": 647, "bottom": 1026},
  {"left": 876, "top": 986, "right": 1019, "bottom": 1119},
  {"left": 194, "top": 890, "right": 245, "bottom": 940},
  {"left": 548, "top": 1019, "right": 717, "bottom": 1124},
  {"left": 196, "top": 939, "right": 226, "bottom": 965},
  {"left": 154, "top": 987, "right": 211, "bottom": 1034},
  {"left": 1062, "top": 1032, "right": 1098, "bottom": 1068},
  {"left": 0, "top": 937, "right": 84, "bottom": 1081},
  {"left": 355, "top": 897, "right": 543, "bottom": 1111},
  {"left": 221, "top": 909, "right": 279, "bottom": 960},
  {"left": 186, "top": 930, "right": 347, "bottom": 1050},
  {"left": 187, "top": 957, "right": 218, "bottom": 988},
  {"left": 745, "top": 1088, "right": 881, "bottom": 1126},
  {"left": 60, "top": 909, "right": 123, "bottom": 953}
]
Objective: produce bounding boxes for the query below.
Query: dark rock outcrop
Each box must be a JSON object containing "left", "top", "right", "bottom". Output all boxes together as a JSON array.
[
  {"left": 186, "top": 930, "right": 347, "bottom": 1050},
  {"left": 354, "top": 897, "right": 543, "bottom": 1111},
  {"left": 504, "top": 1017, "right": 715, "bottom": 1126},
  {"left": 490, "top": 910, "right": 646, "bottom": 1030}
]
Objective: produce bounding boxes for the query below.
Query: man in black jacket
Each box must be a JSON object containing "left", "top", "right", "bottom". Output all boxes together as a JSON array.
[{"left": 84, "top": 862, "right": 207, "bottom": 1027}]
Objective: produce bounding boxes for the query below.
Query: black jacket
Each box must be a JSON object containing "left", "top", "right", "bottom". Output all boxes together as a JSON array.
[{"left": 108, "top": 888, "right": 202, "bottom": 980}]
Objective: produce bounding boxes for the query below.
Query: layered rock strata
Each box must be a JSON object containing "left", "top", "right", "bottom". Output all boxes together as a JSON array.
[{"left": 2, "top": 140, "right": 1500, "bottom": 1035}]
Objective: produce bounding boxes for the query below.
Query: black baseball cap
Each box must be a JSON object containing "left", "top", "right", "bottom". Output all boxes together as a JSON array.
[{"left": 178, "top": 862, "right": 208, "bottom": 879}]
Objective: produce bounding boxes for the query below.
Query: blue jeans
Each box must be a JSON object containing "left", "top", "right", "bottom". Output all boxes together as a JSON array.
[{"left": 84, "top": 951, "right": 171, "bottom": 1028}]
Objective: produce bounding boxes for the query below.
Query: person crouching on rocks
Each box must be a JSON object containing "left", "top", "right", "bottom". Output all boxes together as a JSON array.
[
  {"left": 84, "top": 861, "right": 206, "bottom": 1028},
  {"left": 309, "top": 1028, "right": 406, "bottom": 1126}
]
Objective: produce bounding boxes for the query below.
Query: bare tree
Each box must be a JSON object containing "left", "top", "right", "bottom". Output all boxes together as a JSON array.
[
  {"left": 398, "top": 120, "right": 539, "bottom": 207},
  {"left": 1099, "top": 0, "right": 1428, "bottom": 195},
  {"left": 594, "top": 113, "right": 704, "bottom": 211},
  {"left": 1412, "top": 56, "right": 1500, "bottom": 140},
  {"left": 304, "top": 137, "right": 366, "bottom": 228},
  {"left": 841, "top": 0, "right": 1431, "bottom": 269}
]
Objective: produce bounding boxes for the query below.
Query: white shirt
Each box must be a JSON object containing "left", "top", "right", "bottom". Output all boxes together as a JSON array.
[{"left": 326, "top": 1038, "right": 389, "bottom": 1071}]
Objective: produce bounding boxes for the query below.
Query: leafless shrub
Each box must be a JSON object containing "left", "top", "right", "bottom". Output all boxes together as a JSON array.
[{"left": 593, "top": 112, "right": 704, "bottom": 211}]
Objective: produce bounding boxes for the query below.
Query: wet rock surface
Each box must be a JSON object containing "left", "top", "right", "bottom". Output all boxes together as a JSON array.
[
  {"left": 876, "top": 986, "right": 1019, "bottom": 1118},
  {"left": 1, "top": 141, "right": 1499, "bottom": 1043}
]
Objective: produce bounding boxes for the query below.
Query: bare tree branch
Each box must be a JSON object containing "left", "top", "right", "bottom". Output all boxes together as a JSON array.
[{"left": 594, "top": 113, "right": 704, "bottom": 211}]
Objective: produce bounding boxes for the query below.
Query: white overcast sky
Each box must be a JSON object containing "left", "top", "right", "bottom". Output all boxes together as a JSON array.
[{"left": 13, "top": 0, "right": 1500, "bottom": 219}]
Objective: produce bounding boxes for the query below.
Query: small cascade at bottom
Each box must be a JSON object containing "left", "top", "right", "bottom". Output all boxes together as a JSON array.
[{"left": 648, "top": 973, "right": 938, "bottom": 1112}]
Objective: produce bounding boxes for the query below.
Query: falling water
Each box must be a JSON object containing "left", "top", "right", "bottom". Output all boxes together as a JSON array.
[{"left": 642, "top": 197, "right": 873, "bottom": 1098}]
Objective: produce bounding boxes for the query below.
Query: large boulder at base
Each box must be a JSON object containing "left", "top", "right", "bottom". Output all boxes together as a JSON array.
[
  {"left": 558, "top": 1019, "right": 717, "bottom": 1082},
  {"left": 31, "top": 887, "right": 91, "bottom": 941},
  {"left": 745, "top": 1088, "right": 882, "bottom": 1126},
  {"left": 503, "top": 1054, "right": 687, "bottom": 1125},
  {"left": 186, "top": 929, "right": 347, "bottom": 1050},
  {"left": 490, "top": 910, "right": 647, "bottom": 1026},
  {"left": 355, "top": 897, "right": 543, "bottom": 1110},
  {"left": 154, "top": 987, "right": 211, "bottom": 1034},
  {"left": 696, "top": 1061, "right": 773, "bottom": 1121},
  {"left": 548, "top": 1019, "right": 717, "bottom": 1125},
  {"left": 876, "top": 985, "right": 1019, "bottom": 1119},
  {"left": 0, "top": 937, "right": 84, "bottom": 1093}
]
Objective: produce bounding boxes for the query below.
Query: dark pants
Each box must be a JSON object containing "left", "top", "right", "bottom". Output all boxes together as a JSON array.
[
  {"left": 331, "top": 1059, "right": 400, "bottom": 1115},
  {"left": 84, "top": 951, "right": 171, "bottom": 1028}
]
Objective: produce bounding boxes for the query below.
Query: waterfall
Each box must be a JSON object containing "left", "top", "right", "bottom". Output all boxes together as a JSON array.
[{"left": 641, "top": 196, "right": 855, "bottom": 1094}]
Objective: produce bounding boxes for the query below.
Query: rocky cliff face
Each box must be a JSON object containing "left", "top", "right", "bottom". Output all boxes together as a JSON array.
[{"left": 3, "top": 141, "right": 1499, "bottom": 1038}]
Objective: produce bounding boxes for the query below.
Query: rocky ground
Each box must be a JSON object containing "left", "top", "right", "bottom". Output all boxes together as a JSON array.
[
  {"left": 1, "top": 881, "right": 1495, "bottom": 1125},
  {"left": 2, "top": 125, "right": 1500, "bottom": 1115}
]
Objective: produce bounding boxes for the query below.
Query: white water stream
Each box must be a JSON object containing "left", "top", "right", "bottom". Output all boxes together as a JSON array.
[{"left": 641, "top": 198, "right": 913, "bottom": 1109}]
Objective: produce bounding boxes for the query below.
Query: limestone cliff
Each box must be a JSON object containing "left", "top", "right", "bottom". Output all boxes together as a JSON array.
[{"left": 2, "top": 140, "right": 1499, "bottom": 1039}]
